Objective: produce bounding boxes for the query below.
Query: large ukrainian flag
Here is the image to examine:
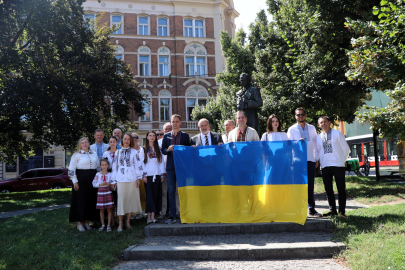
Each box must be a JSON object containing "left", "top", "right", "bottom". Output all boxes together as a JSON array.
[{"left": 174, "top": 140, "right": 308, "bottom": 225}]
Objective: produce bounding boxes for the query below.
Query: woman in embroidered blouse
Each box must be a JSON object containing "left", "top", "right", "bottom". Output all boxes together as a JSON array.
[
  {"left": 142, "top": 131, "right": 166, "bottom": 224},
  {"left": 261, "top": 114, "right": 289, "bottom": 141},
  {"left": 132, "top": 132, "right": 146, "bottom": 218},
  {"left": 68, "top": 137, "right": 99, "bottom": 232},
  {"left": 112, "top": 133, "right": 143, "bottom": 231}
]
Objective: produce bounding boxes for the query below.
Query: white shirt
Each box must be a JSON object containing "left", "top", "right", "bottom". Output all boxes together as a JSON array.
[
  {"left": 261, "top": 132, "right": 289, "bottom": 141},
  {"left": 200, "top": 132, "right": 212, "bottom": 146},
  {"left": 68, "top": 150, "right": 99, "bottom": 184},
  {"left": 287, "top": 123, "right": 319, "bottom": 162},
  {"left": 111, "top": 147, "right": 144, "bottom": 182},
  {"left": 142, "top": 147, "right": 166, "bottom": 182},
  {"left": 102, "top": 151, "right": 116, "bottom": 169},
  {"left": 222, "top": 134, "right": 230, "bottom": 143},
  {"left": 92, "top": 172, "right": 116, "bottom": 187},
  {"left": 316, "top": 129, "right": 350, "bottom": 169}
]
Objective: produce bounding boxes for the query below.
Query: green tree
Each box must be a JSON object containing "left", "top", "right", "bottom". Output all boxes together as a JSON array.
[
  {"left": 0, "top": 0, "right": 143, "bottom": 164},
  {"left": 346, "top": 0, "right": 405, "bottom": 139}
]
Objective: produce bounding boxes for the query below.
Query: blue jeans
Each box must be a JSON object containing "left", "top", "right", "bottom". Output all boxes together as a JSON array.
[
  {"left": 166, "top": 170, "right": 177, "bottom": 218},
  {"left": 307, "top": 161, "right": 316, "bottom": 213}
]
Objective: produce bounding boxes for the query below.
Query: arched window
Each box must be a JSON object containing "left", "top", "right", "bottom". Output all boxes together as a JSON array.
[
  {"left": 159, "top": 90, "right": 172, "bottom": 121},
  {"left": 183, "top": 18, "right": 205, "bottom": 37},
  {"left": 111, "top": 14, "right": 123, "bottom": 34},
  {"left": 184, "top": 43, "right": 207, "bottom": 77},
  {"left": 141, "top": 90, "right": 152, "bottom": 121},
  {"left": 138, "top": 15, "right": 150, "bottom": 35},
  {"left": 138, "top": 46, "right": 151, "bottom": 76},
  {"left": 157, "top": 17, "right": 169, "bottom": 36},
  {"left": 84, "top": 13, "right": 95, "bottom": 30},
  {"left": 185, "top": 85, "right": 208, "bottom": 121},
  {"left": 158, "top": 47, "right": 170, "bottom": 77}
]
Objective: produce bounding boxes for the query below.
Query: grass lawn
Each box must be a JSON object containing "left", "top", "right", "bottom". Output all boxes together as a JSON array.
[
  {"left": 314, "top": 176, "right": 405, "bottom": 204},
  {"left": 0, "top": 208, "right": 145, "bottom": 270},
  {"left": 332, "top": 204, "right": 405, "bottom": 270},
  {"left": 0, "top": 189, "right": 71, "bottom": 213}
]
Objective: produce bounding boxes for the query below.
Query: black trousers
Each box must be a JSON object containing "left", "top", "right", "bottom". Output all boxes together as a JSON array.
[
  {"left": 322, "top": 166, "right": 346, "bottom": 214},
  {"left": 145, "top": 175, "right": 162, "bottom": 214},
  {"left": 307, "top": 161, "right": 316, "bottom": 213}
]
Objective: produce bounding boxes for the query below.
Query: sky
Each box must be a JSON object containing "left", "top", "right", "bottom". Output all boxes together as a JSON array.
[{"left": 233, "top": 0, "right": 272, "bottom": 34}]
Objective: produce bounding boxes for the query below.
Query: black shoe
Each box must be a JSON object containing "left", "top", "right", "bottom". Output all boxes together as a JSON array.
[
  {"left": 309, "top": 211, "right": 322, "bottom": 217},
  {"left": 164, "top": 218, "right": 177, "bottom": 224},
  {"left": 323, "top": 211, "right": 338, "bottom": 217}
]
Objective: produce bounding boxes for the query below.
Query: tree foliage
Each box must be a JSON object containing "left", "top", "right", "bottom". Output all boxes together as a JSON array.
[
  {"left": 346, "top": 0, "right": 405, "bottom": 139},
  {"left": 0, "top": 0, "right": 143, "bottom": 164}
]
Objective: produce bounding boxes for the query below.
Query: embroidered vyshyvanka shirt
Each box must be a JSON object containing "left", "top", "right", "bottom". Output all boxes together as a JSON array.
[
  {"left": 142, "top": 147, "right": 166, "bottom": 182},
  {"left": 111, "top": 147, "right": 144, "bottom": 182},
  {"left": 68, "top": 150, "right": 99, "bottom": 184}
]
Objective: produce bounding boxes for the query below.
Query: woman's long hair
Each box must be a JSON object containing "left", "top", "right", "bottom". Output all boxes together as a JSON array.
[
  {"left": 75, "top": 137, "right": 89, "bottom": 153},
  {"left": 120, "top": 133, "right": 135, "bottom": 148},
  {"left": 266, "top": 114, "right": 283, "bottom": 133},
  {"left": 144, "top": 131, "right": 162, "bottom": 164}
]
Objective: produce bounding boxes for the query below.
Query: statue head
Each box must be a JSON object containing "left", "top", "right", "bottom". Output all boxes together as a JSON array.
[{"left": 240, "top": 73, "right": 250, "bottom": 87}]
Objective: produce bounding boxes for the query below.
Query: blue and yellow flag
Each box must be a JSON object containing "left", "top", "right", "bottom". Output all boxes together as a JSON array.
[{"left": 174, "top": 140, "right": 308, "bottom": 225}]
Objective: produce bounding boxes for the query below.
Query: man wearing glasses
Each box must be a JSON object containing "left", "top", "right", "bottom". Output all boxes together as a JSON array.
[
  {"left": 287, "top": 107, "right": 321, "bottom": 217},
  {"left": 228, "top": 111, "right": 260, "bottom": 142}
]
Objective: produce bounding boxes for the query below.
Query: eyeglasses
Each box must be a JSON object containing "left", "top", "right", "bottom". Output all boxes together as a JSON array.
[
  {"left": 156, "top": 133, "right": 164, "bottom": 136},
  {"left": 133, "top": 136, "right": 139, "bottom": 139},
  {"left": 296, "top": 114, "right": 305, "bottom": 117}
]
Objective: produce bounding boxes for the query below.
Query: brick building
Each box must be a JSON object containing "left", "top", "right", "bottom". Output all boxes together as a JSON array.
[{"left": 83, "top": 0, "right": 239, "bottom": 140}]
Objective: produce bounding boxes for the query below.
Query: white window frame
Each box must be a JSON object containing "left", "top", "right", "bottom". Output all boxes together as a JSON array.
[
  {"left": 158, "top": 47, "right": 170, "bottom": 77},
  {"left": 184, "top": 44, "right": 207, "bottom": 77},
  {"left": 159, "top": 91, "right": 172, "bottom": 122},
  {"left": 84, "top": 13, "right": 96, "bottom": 30},
  {"left": 138, "top": 46, "right": 151, "bottom": 77},
  {"left": 138, "top": 15, "right": 150, "bottom": 36},
  {"left": 183, "top": 18, "right": 205, "bottom": 38},
  {"left": 157, "top": 17, "right": 169, "bottom": 36},
  {"left": 111, "top": 13, "right": 123, "bottom": 34},
  {"left": 141, "top": 90, "right": 152, "bottom": 121},
  {"left": 185, "top": 86, "right": 208, "bottom": 121}
]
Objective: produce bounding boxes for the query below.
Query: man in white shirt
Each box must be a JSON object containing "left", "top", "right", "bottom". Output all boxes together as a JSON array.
[
  {"left": 287, "top": 107, "right": 321, "bottom": 217},
  {"left": 316, "top": 116, "right": 350, "bottom": 218},
  {"left": 222, "top": 119, "right": 235, "bottom": 143},
  {"left": 191, "top": 118, "right": 223, "bottom": 147},
  {"left": 228, "top": 111, "right": 260, "bottom": 142}
]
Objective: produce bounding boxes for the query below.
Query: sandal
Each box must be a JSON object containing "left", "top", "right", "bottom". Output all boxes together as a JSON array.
[
  {"left": 117, "top": 222, "right": 124, "bottom": 232},
  {"left": 98, "top": 225, "right": 105, "bottom": 231},
  {"left": 107, "top": 225, "right": 112, "bottom": 232}
]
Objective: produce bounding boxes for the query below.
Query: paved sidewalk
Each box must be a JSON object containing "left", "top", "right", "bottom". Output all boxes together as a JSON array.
[{"left": 0, "top": 204, "right": 70, "bottom": 219}]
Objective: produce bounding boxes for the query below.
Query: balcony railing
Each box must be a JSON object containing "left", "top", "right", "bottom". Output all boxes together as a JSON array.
[{"left": 185, "top": 121, "right": 198, "bottom": 130}]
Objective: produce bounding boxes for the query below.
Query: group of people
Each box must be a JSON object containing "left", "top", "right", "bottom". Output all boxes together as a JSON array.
[{"left": 68, "top": 107, "right": 350, "bottom": 232}]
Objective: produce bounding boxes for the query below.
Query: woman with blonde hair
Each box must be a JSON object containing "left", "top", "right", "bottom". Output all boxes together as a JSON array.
[
  {"left": 111, "top": 133, "right": 144, "bottom": 231},
  {"left": 68, "top": 137, "right": 99, "bottom": 232}
]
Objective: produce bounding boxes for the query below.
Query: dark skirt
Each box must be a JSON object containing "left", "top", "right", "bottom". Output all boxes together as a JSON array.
[
  {"left": 69, "top": 169, "right": 98, "bottom": 222},
  {"left": 145, "top": 175, "right": 162, "bottom": 214}
]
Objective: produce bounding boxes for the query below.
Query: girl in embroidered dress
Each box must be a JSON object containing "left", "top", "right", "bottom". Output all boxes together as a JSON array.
[
  {"left": 93, "top": 159, "right": 115, "bottom": 232},
  {"left": 103, "top": 136, "right": 119, "bottom": 226},
  {"left": 261, "top": 114, "right": 289, "bottom": 141},
  {"left": 111, "top": 133, "right": 143, "bottom": 231},
  {"left": 68, "top": 137, "right": 99, "bottom": 232},
  {"left": 142, "top": 131, "right": 166, "bottom": 224}
]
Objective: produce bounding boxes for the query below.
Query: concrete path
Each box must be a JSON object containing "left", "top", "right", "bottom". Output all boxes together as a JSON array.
[{"left": 0, "top": 204, "right": 70, "bottom": 219}]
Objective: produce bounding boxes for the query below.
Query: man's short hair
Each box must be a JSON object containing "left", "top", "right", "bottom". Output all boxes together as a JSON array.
[
  {"left": 113, "top": 128, "right": 122, "bottom": 134},
  {"left": 318, "top": 116, "right": 331, "bottom": 123},
  {"left": 198, "top": 118, "right": 209, "bottom": 127},
  {"left": 163, "top": 122, "right": 172, "bottom": 129},
  {"left": 295, "top": 107, "right": 306, "bottom": 114},
  {"left": 171, "top": 114, "right": 181, "bottom": 121},
  {"left": 94, "top": 129, "right": 104, "bottom": 134},
  {"left": 234, "top": 111, "right": 246, "bottom": 118}
]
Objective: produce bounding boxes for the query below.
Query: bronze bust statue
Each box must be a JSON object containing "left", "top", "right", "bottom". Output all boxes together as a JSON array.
[{"left": 236, "top": 73, "right": 263, "bottom": 133}]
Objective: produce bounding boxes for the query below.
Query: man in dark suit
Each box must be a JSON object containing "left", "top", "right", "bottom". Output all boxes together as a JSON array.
[
  {"left": 190, "top": 118, "right": 223, "bottom": 147},
  {"left": 161, "top": 114, "right": 190, "bottom": 224}
]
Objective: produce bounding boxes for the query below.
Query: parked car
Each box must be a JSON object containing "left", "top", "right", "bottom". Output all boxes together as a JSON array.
[{"left": 0, "top": 168, "right": 72, "bottom": 193}]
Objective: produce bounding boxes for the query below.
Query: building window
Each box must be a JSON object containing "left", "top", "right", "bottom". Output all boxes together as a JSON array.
[
  {"left": 185, "top": 57, "right": 194, "bottom": 76},
  {"left": 196, "top": 57, "right": 206, "bottom": 76},
  {"left": 84, "top": 14, "right": 95, "bottom": 29},
  {"left": 139, "top": 16, "right": 149, "bottom": 35},
  {"left": 160, "top": 98, "right": 170, "bottom": 121},
  {"left": 185, "top": 86, "right": 208, "bottom": 120},
  {"left": 184, "top": 18, "right": 205, "bottom": 38},
  {"left": 158, "top": 18, "right": 168, "bottom": 36},
  {"left": 114, "top": 45, "right": 124, "bottom": 73},
  {"left": 184, "top": 44, "right": 207, "bottom": 77},
  {"left": 141, "top": 91, "right": 151, "bottom": 121},
  {"left": 159, "top": 56, "right": 169, "bottom": 76},
  {"left": 112, "top": 15, "right": 123, "bottom": 34},
  {"left": 85, "top": 14, "right": 95, "bottom": 21},
  {"left": 139, "top": 55, "right": 150, "bottom": 76}
]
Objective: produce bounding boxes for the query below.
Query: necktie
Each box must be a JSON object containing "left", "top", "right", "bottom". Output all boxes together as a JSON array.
[{"left": 205, "top": 135, "right": 209, "bottom": 146}]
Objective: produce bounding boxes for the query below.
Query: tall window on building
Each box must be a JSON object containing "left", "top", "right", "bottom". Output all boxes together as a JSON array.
[
  {"left": 184, "top": 44, "right": 207, "bottom": 77},
  {"left": 138, "top": 16, "right": 149, "bottom": 35},
  {"left": 159, "top": 91, "right": 171, "bottom": 121},
  {"left": 159, "top": 56, "right": 169, "bottom": 76},
  {"left": 84, "top": 13, "right": 95, "bottom": 30},
  {"left": 112, "top": 15, "right": 123, "bottom": 34},
  {"left": 183, "top": 18, "right": 205, "bottom": 38},
  {"left": 158, "top": 18, "right": 168, "bottom": 36},
  {"left": 141, "top": 91, "right": 151, "bottom": 121},
  {"left": 114, "top": 45, "right": 124, "bottom": 74},
  {"left": 138, "top": 46, "right": 151, "bottom": 76},
  {"left": 185, "top": 86, "right": 208, "bottom": 120}
]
